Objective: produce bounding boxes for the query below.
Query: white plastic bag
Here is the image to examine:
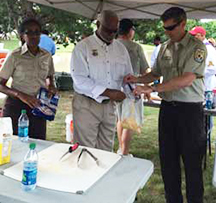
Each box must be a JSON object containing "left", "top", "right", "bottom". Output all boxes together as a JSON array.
[
  {"left": 120, "top": 98, "right": 143, "bottom": 133},
  {"left": 119, "top": 84, "right": 143, "bottom": 133}
]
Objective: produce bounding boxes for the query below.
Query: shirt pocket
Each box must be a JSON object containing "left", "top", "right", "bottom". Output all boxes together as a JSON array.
[
  {"left": 161, "top": 52, "right": 173, "bottom": 69},
  {"left": 113, "top": 57, "right": 127, "bottom": 81},
  {"left": 39, "top": 61, "right": 49, "bottom": 79},
  {"left": 14, "top": 65, "right": 32, "bottom": 82},
  {"left": 88, "top": 57, "right": 106, "bottom": 80}
]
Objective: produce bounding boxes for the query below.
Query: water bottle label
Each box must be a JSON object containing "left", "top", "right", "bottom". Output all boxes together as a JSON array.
[
  {"left": 24, "top": 128, "right": 28, "bottom": 137},
  {"left": 22, "top": 169, "right": 37, "bottom": 185},
  {"left": 18, "top": 127, "right": 28, "bottom": 137}
]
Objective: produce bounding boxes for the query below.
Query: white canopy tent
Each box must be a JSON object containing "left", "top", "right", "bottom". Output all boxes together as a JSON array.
[{"left": 27, "top": 0, "right": 216, "bottom": 20}]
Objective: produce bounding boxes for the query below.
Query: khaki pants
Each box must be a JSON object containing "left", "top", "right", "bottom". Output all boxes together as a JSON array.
[{"left": 72, "top": 92, "right": 117, "bottom": 151}]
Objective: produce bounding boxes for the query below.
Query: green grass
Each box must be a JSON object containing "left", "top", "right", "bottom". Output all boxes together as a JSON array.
[{"left": 1, "top": 39, "right": 20, "bottom": 50}]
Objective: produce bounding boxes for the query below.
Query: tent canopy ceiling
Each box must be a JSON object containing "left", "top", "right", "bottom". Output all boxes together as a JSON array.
[{"left": 27, "top": 0, "right": 216, "bottom": 20}]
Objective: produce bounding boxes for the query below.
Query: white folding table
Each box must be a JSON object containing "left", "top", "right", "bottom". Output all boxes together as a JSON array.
[{"left": 0, "top": 138, "right": 154, "bottom": 203}]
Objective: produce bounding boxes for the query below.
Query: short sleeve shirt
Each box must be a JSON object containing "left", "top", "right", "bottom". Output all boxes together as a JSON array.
[
  {"left": 0, "top": 43, "right": 55, "bottom": 96},
  {"left": 152, "top": 32, "right": 207, "bottom": 102},
  {"left": 117, "top": 39, "right": 149, "bottom": 75}
]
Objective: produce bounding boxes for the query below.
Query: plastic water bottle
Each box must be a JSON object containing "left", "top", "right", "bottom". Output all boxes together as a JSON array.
[
  {"left": 205, "top": 91, "right": 213, "bottom": 109},
  {"left": 21, "top": 142, "right": 38, "bottom": 191},
  {"left": 18, "top": 109, "right": 29, "bottom": 142}
]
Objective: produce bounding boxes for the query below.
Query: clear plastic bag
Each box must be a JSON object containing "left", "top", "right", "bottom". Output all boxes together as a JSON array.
[{"left": 120, "top": 84, "right": 143, "bottom": 133}]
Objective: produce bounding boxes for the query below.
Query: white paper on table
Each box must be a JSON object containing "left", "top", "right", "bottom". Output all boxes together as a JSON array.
[{"left": 3, "top": 143, "right": 121, "bottom": 193}]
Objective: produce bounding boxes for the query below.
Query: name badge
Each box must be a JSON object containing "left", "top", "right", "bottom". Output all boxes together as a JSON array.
[{"left": 92, "top": 49, "right": 98, "bottom": 56}]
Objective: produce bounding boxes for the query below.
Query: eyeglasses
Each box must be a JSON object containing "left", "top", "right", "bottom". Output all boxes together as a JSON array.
[
  {"left": 101, "top": 24, "right": 118, "bottom": 35},
  {"left": 163, "top": 21, "right": 182, "bottom": 31},
  {"left": 24, "top": 30, "right": 41, "bottom": 36}
]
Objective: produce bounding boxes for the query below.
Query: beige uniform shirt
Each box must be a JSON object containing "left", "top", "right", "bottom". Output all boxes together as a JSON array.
[
  {"left": 118, "top": 39, "right": 149, "bottom": 75},
  {"left": 0, "top": 43, "right": 55, "bottom": 96},
  {"left": 152, "top": 32, "right": 207, "bottom": 102}
]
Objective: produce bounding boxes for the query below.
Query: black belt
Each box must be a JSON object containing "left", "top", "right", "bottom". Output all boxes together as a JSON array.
[
  {"left": 82, "top": 94, "right": 110, "bottom": 104},
  {"left": 161, "top": 100, "right": 203, "bottom": 107}
]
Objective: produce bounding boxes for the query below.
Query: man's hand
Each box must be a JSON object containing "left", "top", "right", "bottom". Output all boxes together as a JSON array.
[
  {"left": 123, "top": 74, "right": 138, "bottom": 84},
  {"left": 133, "top": 85, "right": 153, "bottom": 96},
  {"left": 101, "top": 89, "right": 126, "bottom": 102},
  {"left": 17, "top": 92, "right": 40, "bottom": 109},
  {"left": 144, "top": 92, "right": 151, "bottom": 101}
]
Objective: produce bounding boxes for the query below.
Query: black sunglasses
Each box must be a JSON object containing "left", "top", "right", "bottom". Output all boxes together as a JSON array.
[
  {"left": 101, "top": 24, "right": 118, "bottom": 35},
  {"left": 163, "top": 21, "right": 182, "bottom": 31},
  {"left": 24, "top": 30, "right": 41, "bottom": 36}
]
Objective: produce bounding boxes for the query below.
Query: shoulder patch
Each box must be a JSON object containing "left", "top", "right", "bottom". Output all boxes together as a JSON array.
[{"left": 194, "top": 48, "right": 205, "bottom": 63}]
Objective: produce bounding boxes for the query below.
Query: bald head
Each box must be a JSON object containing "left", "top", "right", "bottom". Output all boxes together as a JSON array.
[
  {"left": 96, "top": 10, "right": 119, "bottom": 44},
  {"left": 97, "top": 10, "right": 118, "bottom": 26}
]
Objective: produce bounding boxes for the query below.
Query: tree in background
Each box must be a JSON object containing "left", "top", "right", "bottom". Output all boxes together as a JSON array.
[{"left": 0, "top": 0, "right": 93, "bottom": 45}]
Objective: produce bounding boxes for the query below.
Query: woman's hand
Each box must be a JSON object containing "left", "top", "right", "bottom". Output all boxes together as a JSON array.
[
  {"left": 48, "top": 85, "right": 57, "bottom": 95},
  {"left": 17, "top": 92, "right": 40, "bottom": 109}
]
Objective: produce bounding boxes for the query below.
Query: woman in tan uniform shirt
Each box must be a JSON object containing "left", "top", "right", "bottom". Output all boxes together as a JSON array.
[{"left": 0, "top": 18, "right": 56, "bottom": 140}]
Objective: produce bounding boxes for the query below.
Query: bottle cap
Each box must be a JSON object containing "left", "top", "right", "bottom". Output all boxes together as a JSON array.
[
  {"left": 21, "top": 109, "right": 26, "bottom": 114},
  {"left": 29, "top": 142, "right": 36, "bottom": 150}
]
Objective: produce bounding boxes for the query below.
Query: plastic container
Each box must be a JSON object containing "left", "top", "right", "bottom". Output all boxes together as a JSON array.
[
  {"left": 21, "top": 143, "right": 38, "bottom": 191},
  {"left": 0, "top": 117, "right": 12, "bottom": 165},
  {"left": 205, "top": 91, "right": 213, "bottom": 109},
  {"left": 65, "top": 114, "right": 73, "bottom": 143},
  {"left": 213, "top": 89, "right": 216, "bottom": 109},
  {"left": 18, "top": 109, "right": 29, "bottom": 142}
]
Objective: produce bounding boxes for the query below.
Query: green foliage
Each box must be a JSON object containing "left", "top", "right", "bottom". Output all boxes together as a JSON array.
[
  {"left": 1, "top": 0, "right": 216, "bottom": 46},
  {"left": 35, "top": 5, "right": 93, "bottom": 44},
  {"left": 133, "top": 19, "right": 166, "bottom": 44},
  {"left": 0, "top": 0, "right": 93, "bottom": 45}
]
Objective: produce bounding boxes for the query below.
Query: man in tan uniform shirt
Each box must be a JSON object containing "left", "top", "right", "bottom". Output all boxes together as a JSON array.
[{"left": 124, "top": 7, "right": 206, "bottom": 203}]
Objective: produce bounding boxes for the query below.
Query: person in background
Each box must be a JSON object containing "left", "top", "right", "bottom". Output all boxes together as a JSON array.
[
  {"left": 70, "top": 10, "right": 133, "bottom": 152},
  {"left": 124, "top": 7, "right": 207, "bottom": 203},
  {"left": 0, "top": 18, "right": 57, "bottom": 140},
  {"left": 151, "top": 36, "right": 162, "bottom": 86},
  {"left": 39, "top": 29, "right": 56, "bottom": 55},
  {"left": 208, "top": 37, "right": 216, "bottom": 48},
  {"left": 189, "top": 26, "right": 216, "bottom": 142},
  {"left": 150, "top": 36, "right": 161, "bottom": 67},
  {"left": 189, "top": 26, "right": 216, "bottom": 95},
  {"left": 116, "top": 18, "right": 149, "bottom": 155},
  {"left": 81, "top": 32, "right": 92, "bottom": 40}
]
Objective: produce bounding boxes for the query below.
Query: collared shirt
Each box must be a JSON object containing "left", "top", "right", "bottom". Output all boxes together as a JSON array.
[
  {"left": 117, "top": 39, "right": 149, "bottom": 75},
  {"left": 39, "top": 34, "right": 56, "bottom": 55},
  {"left": 150, "top": 44, "right": 161, "bottom": 68},
  {"left": 152, "top": 32, "right": 207, "bottom": 102},
  {"left": 0, "top": 43, "right": 55, "bottom": 96},
  {"left": 70, "top": 33, "right": 133, "bottom": 103},
  {"left": 203, "top": 38, "right": 216, "bottom": 91}
]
